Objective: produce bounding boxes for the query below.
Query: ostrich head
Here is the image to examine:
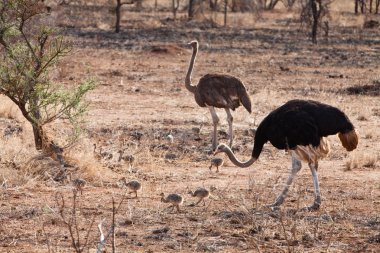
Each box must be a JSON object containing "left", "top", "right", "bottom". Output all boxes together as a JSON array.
[
  {"left": 119, "top": 177, "right": 127, "bottom": 184},
  {"left": 188, "top": 40, "right": 198, "bottom": 50},
  {"left": 213, "top": 143, "right": 230, "bottom": 155}
]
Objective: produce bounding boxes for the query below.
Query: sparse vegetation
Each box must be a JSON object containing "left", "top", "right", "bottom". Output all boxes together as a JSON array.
[
  {"left": 0, "top": 0, "right": 95, "bottom": 151},
  {"left": 345, "top": 152, "right": 378, "bottom": 170},
  {"left": 0, "top": 0, "right": 379, "bottom": 252}
]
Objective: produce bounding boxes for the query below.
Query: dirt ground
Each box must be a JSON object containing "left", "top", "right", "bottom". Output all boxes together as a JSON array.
[{"left": 1, "top": 1, "right": 380, "bottom": 252}]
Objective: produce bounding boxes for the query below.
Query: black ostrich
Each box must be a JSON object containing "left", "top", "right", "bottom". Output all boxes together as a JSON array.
[{"left": 214, "top": 99, "right": 359, "bottom": 211}]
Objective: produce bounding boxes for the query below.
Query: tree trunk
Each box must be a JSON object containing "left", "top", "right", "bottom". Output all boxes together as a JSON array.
[
  {"left": 224, "top": 0, "right": 228, "bottom": 27},
  {"left": 172, "top": 0, "right": 179, "bottom": 20},
  {"left": 355, "top": 0, "right": 359, "bottom": 14},
  {"left": 376, "top": 0, "right": 379, "bottom": 13},
  {"left": 32, "top": 124, "right": 43, "bottom": 150},
  {"left": 311, "top": 0, "right": 319, "bottom": 44},
  {"left": 115, "top": 0, "right": 121, "bottom": 33},
  {"left": 136, "top": 0, "right": 143, "bottom": 11},
  {"left": 209, "top": 0, "right": 218, "bottom": 10},
  {"left": 188, "top": 0, "right": 195, "bottom": 20},
  {"left": 267, "top": 0, "right": 279, "bottom": 10},
  {"left": 323, "top": 20, "right": 329, "bottom": 41},
  {"left": 361, "top": 0, "right": 365, "bottom": 13},
  {"left": 286, "top": 0, "right": 296, "bottom": 9},
  {"left": 31, "top": 91, "right": 43, "bottom": 150},
  {"left": 369, "top": 0, "right": 373, "bottom": 12}
]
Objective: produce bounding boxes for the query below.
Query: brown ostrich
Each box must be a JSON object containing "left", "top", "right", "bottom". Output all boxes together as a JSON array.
[{"left": 185, "top": 40, "right": 252, "bottom": 150}]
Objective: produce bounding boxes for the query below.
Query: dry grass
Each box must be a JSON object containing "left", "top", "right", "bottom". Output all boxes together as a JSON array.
[
  {"left": 0, "top": 96, "right": 23, "bottom": 121},
  {"left": 345, "top": 152, "right": 378, "bottom": 171}
]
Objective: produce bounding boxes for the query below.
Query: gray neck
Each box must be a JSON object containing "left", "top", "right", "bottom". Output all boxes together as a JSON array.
[
  {"left": 223, "top": 146, "right": 257, "bottom": 168},
  {"left": 185, "top": 46, "right": 197, "bottom": 93}
]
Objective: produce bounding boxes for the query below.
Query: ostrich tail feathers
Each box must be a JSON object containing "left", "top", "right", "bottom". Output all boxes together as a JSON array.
[
  {"left": 238, "top": 88, "right": 252, "bottom": 113},
  {"left": 291, "top": 137, "right": 330, "bottom": 164},
  {"left": 338, "top": 129, "right": 359, "bottom": 151}
]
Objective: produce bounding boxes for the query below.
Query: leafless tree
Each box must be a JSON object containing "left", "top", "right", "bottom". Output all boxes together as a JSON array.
[
  {"left": 300, "top": 0, "right": 332, "bottom": 43},
  {"left": 172, "top": 0, "right": 180, "bottom": 20},
  {"left": 224, "top": 0, "right": 228, "bottom": 26},
  {"left": 283, "top": 0, "right": 297, "bottom": 9},
  {"left": 115, "top": 0, "right": 135, "bottom": 33},
  {"left": 368, "top": 0, "right": 380, "bottom": 13},
  {"left": 188, "top": 0, "right": 196, "bottom": 19},
  {"left": 55, "top": 191, "right": 95, "bottom": 253},
  {"left": 361, "top": 0, "right": 366, "bottom": 12}
]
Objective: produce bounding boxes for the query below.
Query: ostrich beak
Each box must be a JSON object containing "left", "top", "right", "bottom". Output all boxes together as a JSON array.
[{"left": 188, "top": 40, "right": 198, "bottom": 46}]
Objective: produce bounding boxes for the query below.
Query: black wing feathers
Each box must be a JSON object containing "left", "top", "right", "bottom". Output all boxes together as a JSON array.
[
  {"left": 264, "top": 109, "right": 320, "bottom": 150},
  {"left": 253, "top": 99, "right": 355, "bottom": 158}
]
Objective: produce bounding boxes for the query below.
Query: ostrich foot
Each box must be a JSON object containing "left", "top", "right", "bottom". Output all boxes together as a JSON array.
[
  {"left": 265, "top": 203, "right": 281, "bottom": 211},
  {"left": 301, "top": 202, "right": 320, "bottom": 212},
  {"left": 267, "top": 195, "right": 285, "bottom": 210}
]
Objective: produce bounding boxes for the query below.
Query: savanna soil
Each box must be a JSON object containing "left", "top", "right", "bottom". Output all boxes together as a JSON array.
[{"left": 0, "top": 1, "right": 380, "bottom": 252}]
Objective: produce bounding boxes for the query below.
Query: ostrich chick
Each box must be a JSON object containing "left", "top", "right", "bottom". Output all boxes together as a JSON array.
[
  {"left": 188, "top": 187, "right": 210, "bottom": 206},
  {"left": 160, "top": 193, "right": 184, "bottom": 213},
  {"left": 209, "top": 157, "right": 224, "bottom": 172},
  {"left": 118, "top": 150, "right": 135, "bottom": 172},
  {"left": 72, "top": 178, "right": 86, "bottom": 195},
  {"left": 123, "top": 179, "right": 142, "bottom": 198}
]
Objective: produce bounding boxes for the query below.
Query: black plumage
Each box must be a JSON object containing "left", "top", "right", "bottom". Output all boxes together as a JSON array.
[
  {"left": 214, "top": 99, "right": 358, "bottom": 210},
  {"left": 252, "top": 99, "right": 358, "bottom": 159}
]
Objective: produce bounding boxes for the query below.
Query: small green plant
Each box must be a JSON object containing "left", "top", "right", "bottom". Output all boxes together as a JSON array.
[{"left": 0, "top": 0, "right": 95, "bottom": 152}]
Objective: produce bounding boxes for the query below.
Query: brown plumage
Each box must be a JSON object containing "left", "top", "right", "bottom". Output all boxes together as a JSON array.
[
  {"left": 122, "top": 178, "right": 142, "bottom": 198},
  {"left": 209, "top": 157, "right": 224, "bottom": 172},
  {"left": 72, "top": 178, "right": 86, "bottom": 195},
  {"left": 194, "top": 74, "right": 252, "bottom": 112},
  {"left": 185, "top": 40, "right": 252, "bottom": 150},
  {"left": 188, "top": 187, "right": 210, "bottom": 206},
  {"left": 160, "top": 193, "right": 184, "bottom": 213}
]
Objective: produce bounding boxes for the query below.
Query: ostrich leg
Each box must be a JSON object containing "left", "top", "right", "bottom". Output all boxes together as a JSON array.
[
  {"left": 208, "top": 106, "right": 219, "bottom": 150},
  {"left": 306, "top": 162, "right": 321, "bottom": 211},
  {"left": 225, "top": 108, "right": 234, "bottom": 147},
  {"left": 269, "top": 157, "right": 302, "bottom": 210},
  {"left": 194, "top": 198, "right": 203, "bottom": 206}
]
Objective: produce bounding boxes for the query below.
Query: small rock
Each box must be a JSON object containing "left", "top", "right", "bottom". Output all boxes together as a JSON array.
[
  {"left": 164, "top": 153, "right": 177, "bottom": 160},
  {"left": 152, "top": 226, "right": 169, "bottom": 234}
]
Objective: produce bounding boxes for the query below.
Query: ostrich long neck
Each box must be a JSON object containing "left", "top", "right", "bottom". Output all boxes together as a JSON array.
[
  {"left": 185, "top": 46, "right": 197, "bottom": 93},
  {"left": 223, "top": 147, "right": 257, "bottom": 168}
]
